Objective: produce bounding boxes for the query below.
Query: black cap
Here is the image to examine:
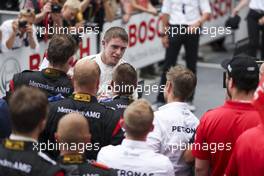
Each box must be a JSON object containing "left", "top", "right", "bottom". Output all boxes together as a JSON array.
[
  {"left": 225, "top": 15, "right": 241, "bottom": 30},
  {"left": 221, "top": 56, "right": 259, "bottom": 79}
]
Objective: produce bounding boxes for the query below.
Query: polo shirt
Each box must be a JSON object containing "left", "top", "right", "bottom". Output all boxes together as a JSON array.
[
  {"left": 225, "top": 125, "right": 264, "bottom": 176},
  {"left": 192, "top": 100, "right": 261, "bottom": 176}
]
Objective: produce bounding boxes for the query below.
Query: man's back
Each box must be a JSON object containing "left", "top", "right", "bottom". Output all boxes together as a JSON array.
[
  {"left": 102, "top": 95, "right": 133, "bottom": 117},
  {"left": 97, "top": 139, "right": 174, "bottom": 176},
  {"left": 147, "top": 102, "right": 199, "bottom": 175},
  {"left": 192, "top": 100, "right": 261, "bottom": 176},
  {"left": 11, "top": 68, "right": 73, "bottom": 98},
  {"left": 0, "top": 139, "right": 62, "bottom": 176},
  {"left": 41, "top": 94, "right": 123, "bottom": 160}
]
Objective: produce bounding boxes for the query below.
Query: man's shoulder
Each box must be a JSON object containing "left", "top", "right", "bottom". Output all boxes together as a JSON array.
[
  {"left": 82, "top": 54, "right": 100, "bottom": 61},
  {"left": 98, "top": 145, "right": 119, "bottom": 157},
  {"left": 1, "top": 19, "right": 13, "bottom": 28}
]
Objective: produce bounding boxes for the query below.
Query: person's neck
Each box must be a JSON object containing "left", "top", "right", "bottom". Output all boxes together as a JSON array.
[
  {"left": 231, "top": 91, "right": 254, "bottom": 102},
  {"left": 126, "top": 135, "right": 146, "bottom": 142},
  {"left": 48, "top": 64, "right": 68, "bottom": 73},
  {"left": 101, "top": 52, "right": 109, "bottom": 65},
  {"left": 74, "top": 87, "right": 96, "bottom": 97},
  {"left": 166, "top": 95, "right": 183, "bottom": 104}
]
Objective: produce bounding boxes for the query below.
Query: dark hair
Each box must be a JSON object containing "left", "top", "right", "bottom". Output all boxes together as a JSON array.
[
  {"left": 166, "top": 65, "right": 197, "bottom": 101},
  {"left": 47, "top": 34, "right": 77, "bottom": 66},
  {"left": 103, "top": 27, "right": 129, "bottom": 43},
  {"left": 9, "top": 86, "right": 48, "bottom": 133},
  {"left": 227, "top": 72, "right": 258, "bottom": 93},
  {"left": 112, "top": 63, "right": 137, "bottom": 95}
]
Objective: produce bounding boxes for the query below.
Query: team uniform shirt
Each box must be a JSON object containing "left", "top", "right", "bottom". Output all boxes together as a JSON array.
[
  {"left": 225, "top": 125, "right": 264, "bottom": 176},
  {"left": 192, "top": 100, "right": 261, "bottom": 176},
  {"left": 0, "top": 19, "right": 39, "bottom": 53},
  {"left": 101, "top": 95, "right": 134, "bottom": 118},
  {"left": 97, "top": 139, "right": 175, "bottom": 176},
  {"left": 40, "top": 93, "right": 124, "bottom": 160},
  {"left": 161, "top": 0, "right": 211, "bottom": 25},
  {"left": 10, "top": 68, "right": 74, "bottom": 99},
  {"left": 0, "top": 134, "right": 64, "bottom": 176},
  {"left": 249, "top": 0, "right": 264, "bottom": 11},
  {"left": 58, "top": 154, "right": 117, "bottom": 176},
  {"left": 147, "top": 102, "right": 199, "bottom": 176}
]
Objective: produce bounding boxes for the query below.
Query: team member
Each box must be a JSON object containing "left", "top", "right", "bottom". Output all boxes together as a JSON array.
[
  {"left": 97, "top": 99, "right": 174, "bottom": 176},
  {"left": 225, "top": 76, "right": 264, "bottom": 176},
  {"left": 156, "top": 0, "right": 211, "bottom": 110},
  {"left": 233, "top": 0, "right": 264, "bottom": 59},
  {"left": 81, "top": 26, "right": 129, "bottom": 99},
  {"left": 102, "top": 63, "right": 138, "bottom": 117},
  {"left": 0, "top": 8, "right": 39, "bottom": 52},
  {"left": 10, "top": 34, "right": 75, "bottom": 99},
  {"left": 0, "top": 86, "right": 64, "bottom": 176},
  {"left": 41, "top": 60, "right": 123, "bottom": 160},
  {"left": 56, "top": 113, "right": 117, "bottom": 176},
  {"left": 192, "top": 56, "right": 261, "bottom": 176},
  {"left": 147, "top": 65, "right": 199, "bottom": 176}
]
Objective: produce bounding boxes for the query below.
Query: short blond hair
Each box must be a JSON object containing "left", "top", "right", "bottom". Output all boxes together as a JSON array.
[
  {"left": 64, "top": 0, "right": 81, "bottom": 10},
  {"left": 124, "top": 99, "right": 154, "bottom": 138}
]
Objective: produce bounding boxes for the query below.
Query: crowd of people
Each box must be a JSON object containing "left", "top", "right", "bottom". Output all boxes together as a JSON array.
[
  {"left": 0, "top": 0, "right": 264, "bottom": 175},
  {"left": 0, "top": 0, "right": 162, "bottom": 53}
]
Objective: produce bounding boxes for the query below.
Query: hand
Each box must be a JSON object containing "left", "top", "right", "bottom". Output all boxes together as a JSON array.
[
  {"left": 149, "top": 9, "right": 158, "bottom": 16},
  {"left": 12, "top": 20, "right": 18, "bottom": 33},
  {"left": 188, "top": 20, "right": 202, "bottom": 34},
  {"left": 26, "top": 24, "right": 33, "bottom": 37},
  {"left": 259, "top": 16, "right": 264, "bottom": 25},
  {"left": 42, "top": 2, "right": 51, "bottom": 14},
  {"left": 161, "top": 35, "right": 169, "bottom": 48},
  {"left": 232, "top": 8, "right": 239, "bottom": 17}
]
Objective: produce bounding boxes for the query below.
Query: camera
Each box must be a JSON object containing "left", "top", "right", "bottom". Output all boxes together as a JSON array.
[
  {"left": 51, "top": 4, "right": 62, "bottom": 13},
  {"left": 18, "top": 20, "right": 27, "bottom": 28}
]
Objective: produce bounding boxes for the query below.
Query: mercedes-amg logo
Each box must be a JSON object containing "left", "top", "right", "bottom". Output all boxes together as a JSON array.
[{"left": 0, "top": 58, "right": 21, "bottom": 96}]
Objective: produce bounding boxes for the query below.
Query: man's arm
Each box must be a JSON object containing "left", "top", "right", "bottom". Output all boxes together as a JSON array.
[
  {"left": 232, "top": 0, "right": 250, "bottom": 16},
  {"left": 5, "top": 20, "right": 18, "bottom": 50},
  {"left": 195, "top": 158, "right": 210, "bottom": 176},
  {"left": 103, "top": 0, "right": 116, "bottom": 22}
]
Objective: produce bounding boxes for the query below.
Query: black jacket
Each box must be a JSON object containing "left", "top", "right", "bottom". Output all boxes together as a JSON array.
[
  {"left": 0, "top": 139, "right": 64, "bottom": 176},
  {"left": 102, "top": 95, "right": 134, "bottom": 118},
  {"left": 10, "top": 68, "right": 73, "bottom": 98},
  {"left": 40, "top": 93, "right": 124, "bottom": 160}
]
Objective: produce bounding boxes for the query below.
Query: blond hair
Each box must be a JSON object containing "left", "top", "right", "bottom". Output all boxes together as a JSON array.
[
  {"left": 124, "top": 99, "right": 154, "bottom": 138},
  {"left": 64, "top": 0, "right": 81, "bottom": 10}
]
